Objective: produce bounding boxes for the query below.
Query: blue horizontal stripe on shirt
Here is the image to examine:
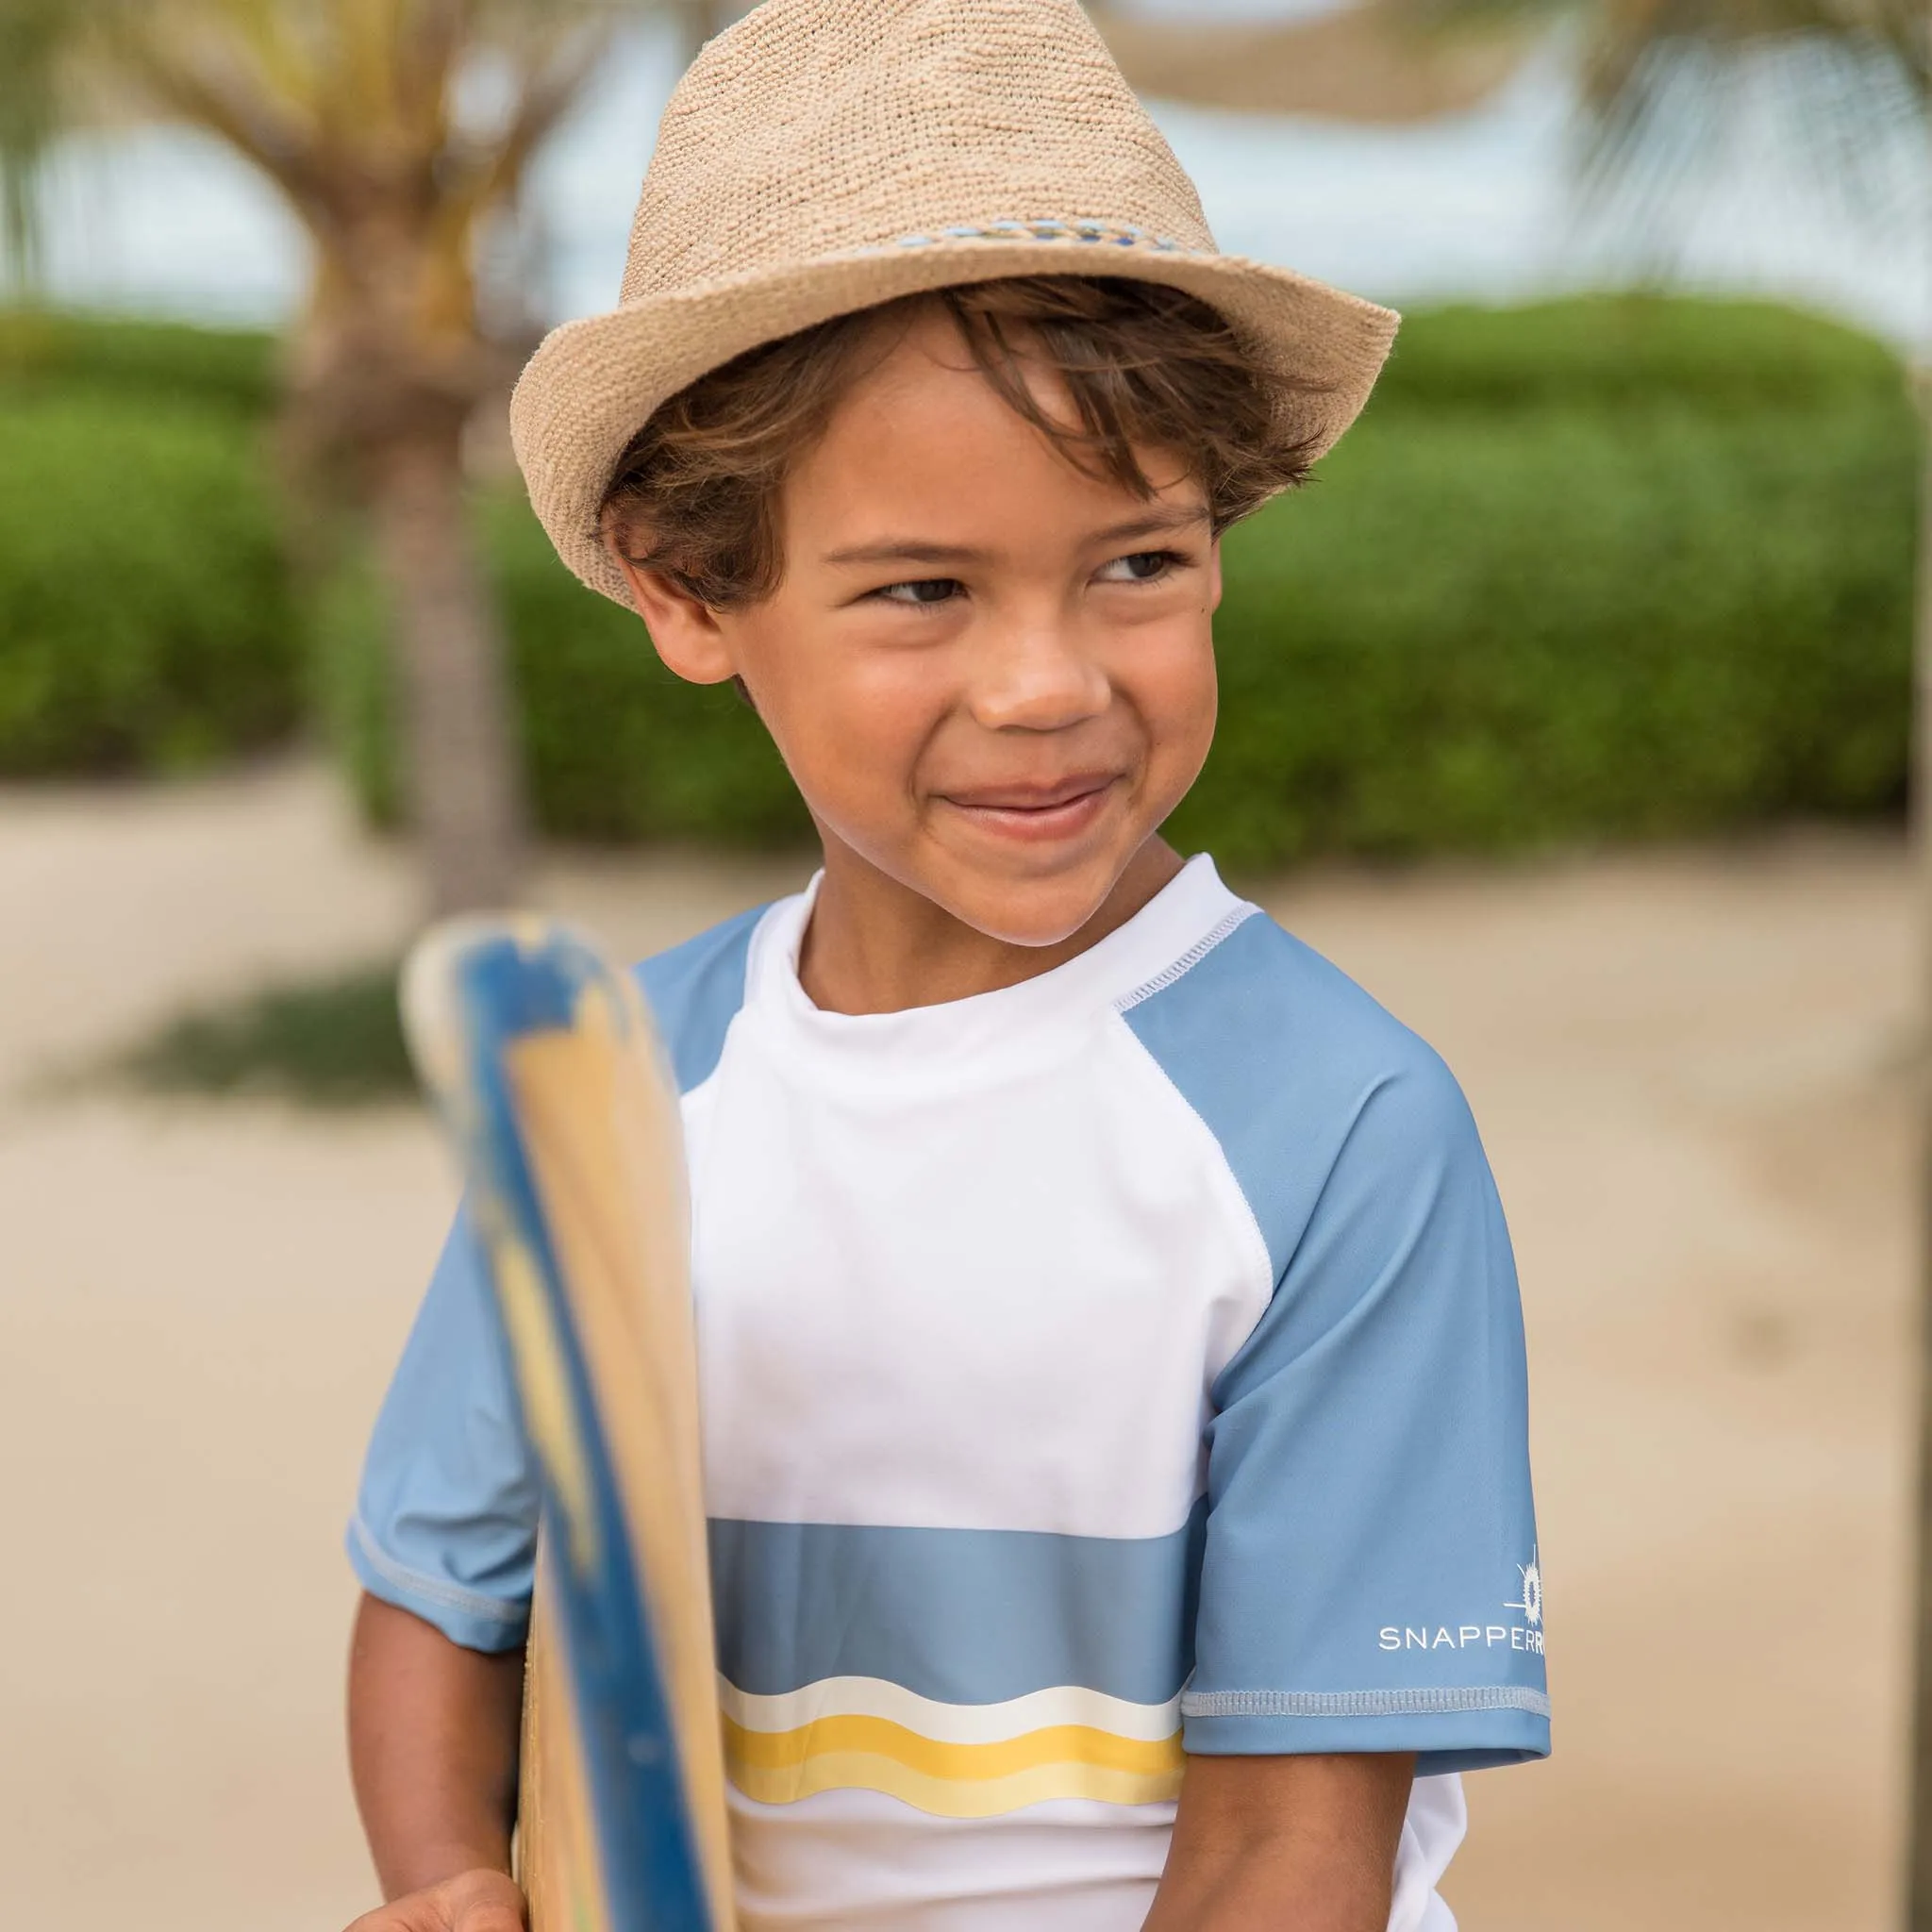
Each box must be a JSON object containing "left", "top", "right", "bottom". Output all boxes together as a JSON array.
[{"left": 708, "top": 1502, "right": 1208, "bottom": 1707}]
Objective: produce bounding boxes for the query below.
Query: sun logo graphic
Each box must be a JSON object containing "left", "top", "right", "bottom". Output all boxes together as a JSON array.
[{"left": 1506, "top": 1550, "right": 1543, "bottom": 1630}]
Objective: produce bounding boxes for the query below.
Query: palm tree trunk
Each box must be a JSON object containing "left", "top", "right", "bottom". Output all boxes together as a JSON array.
[{"left": 370, "top": 421, "right": 527, "bottom": 915}]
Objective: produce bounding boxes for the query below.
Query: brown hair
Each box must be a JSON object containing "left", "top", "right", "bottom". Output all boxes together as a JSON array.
[{"left": 598, "top": 275, "right": 1315, "bottom": 608}]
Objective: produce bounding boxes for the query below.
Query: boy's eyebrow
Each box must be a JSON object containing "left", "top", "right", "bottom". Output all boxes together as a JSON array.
[
  {"left": 822, "top": 508, "right": 1211, "bottom": 570},
  {"left": 823, "top": 540, "right": 990, "bottom": 568}
]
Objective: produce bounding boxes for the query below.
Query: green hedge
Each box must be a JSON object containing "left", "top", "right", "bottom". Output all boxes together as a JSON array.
[
  {"left": 8, "top": 298, "right": 1916, "bottom": 861},
  {"left": 328, "top": 295, "right": 1917, "bottom": 863},
  {"left": 320, "top": 490, "right": 809, "bottom": 844},
  {"left": 0, "top": 387, "right": 300, "bottom": 774},
  {"left": 1370, "top": 293, "right": 1907, "bottom": 414},
  {"left": 0, "top": 308, "right": 280, "bottom": 416},
  {"left": 1174, "top": 397, "right": 1914, "bottom": 863}
]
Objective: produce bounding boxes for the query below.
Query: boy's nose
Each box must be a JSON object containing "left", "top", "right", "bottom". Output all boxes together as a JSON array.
[{"left": 968, "top": 624, "right": 1111, "bottom": 733}]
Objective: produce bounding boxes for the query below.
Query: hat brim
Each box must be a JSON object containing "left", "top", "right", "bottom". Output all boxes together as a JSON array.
[{"left": 510, "top": 240, "right": 1400, "bottom": 607}]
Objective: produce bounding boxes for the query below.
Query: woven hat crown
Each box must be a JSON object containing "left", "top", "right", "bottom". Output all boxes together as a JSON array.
[
  {"left": 511, "top": 0, "right": 1398, "bottom": 603},
  {"left": 621, "top": 0, "right": 1215, "bottom": 306}
]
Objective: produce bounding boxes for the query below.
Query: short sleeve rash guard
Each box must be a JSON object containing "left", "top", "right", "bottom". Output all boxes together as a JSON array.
[{"left": 351, "top": 856, "right": 1547, "bottom": 1931}]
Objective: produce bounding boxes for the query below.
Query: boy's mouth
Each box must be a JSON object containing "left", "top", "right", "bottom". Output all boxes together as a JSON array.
[{"left": 937, "top": 774, "right": 1121, "bottom": 842}]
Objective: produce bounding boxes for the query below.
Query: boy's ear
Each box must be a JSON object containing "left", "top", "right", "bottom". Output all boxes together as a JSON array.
[{"left": 608, "top": 549, "right": 739, "bottom": 686}]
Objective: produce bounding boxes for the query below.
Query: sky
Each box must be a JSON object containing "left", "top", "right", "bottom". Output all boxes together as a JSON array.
[{"left": 15, "top": 7, "right": 1929, "bottom": 349}]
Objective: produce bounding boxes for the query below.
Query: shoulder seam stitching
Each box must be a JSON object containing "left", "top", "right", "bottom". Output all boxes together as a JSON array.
[
  {"left": 1106, "top": 910, "right": 1277, "bottom": 1302},
  {"left": 1113, "top": 904, "right": 1260, "bottom": 1015}
]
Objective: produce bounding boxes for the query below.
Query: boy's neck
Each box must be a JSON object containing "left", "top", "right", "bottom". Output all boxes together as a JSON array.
[{"left": 797, "top": 837, "right": 1187, "bottom": 1017}]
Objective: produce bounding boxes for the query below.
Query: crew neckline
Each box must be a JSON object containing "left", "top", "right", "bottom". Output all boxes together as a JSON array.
[{"left": 739, "top": 854, "right": 1251, "bottom": 1087}]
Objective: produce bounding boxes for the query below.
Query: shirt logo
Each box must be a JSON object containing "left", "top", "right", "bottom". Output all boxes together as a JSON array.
[
  {"left": 1505, "top": 1548, "right": 1543, "bottom": 1630},
  {"left": 1375, "top": 1550, "right": 1547, "bottom": 1657}
]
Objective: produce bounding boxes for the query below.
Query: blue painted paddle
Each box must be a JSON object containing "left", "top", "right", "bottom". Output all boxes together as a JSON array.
[{"left": 402, "top": 920, "right": 736, "bottom": 1932}]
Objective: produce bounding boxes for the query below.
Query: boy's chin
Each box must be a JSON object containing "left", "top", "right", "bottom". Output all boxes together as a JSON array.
[{"left": 925, "top": 857, "right": 1143, "bottom": 952}]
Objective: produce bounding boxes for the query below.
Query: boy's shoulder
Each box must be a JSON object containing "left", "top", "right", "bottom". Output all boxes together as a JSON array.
[
  {"left": 1125, "top": 896, "right": 1461, "bottom": 1109},
  {"left": 631, "top": 900, "right": 777, "bottom": 1095},
  {"left": 1122, "top": 900, "right": 1484, "bottom": 1278}
]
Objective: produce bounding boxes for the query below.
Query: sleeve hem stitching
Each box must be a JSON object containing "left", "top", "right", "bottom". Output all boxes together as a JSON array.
[
  {"left": 349, "top": 1516, "right": 528, "bottom": 1625},
  {"left": 1184, "top": 1686, "right": 1550, "bottom": 1721}
]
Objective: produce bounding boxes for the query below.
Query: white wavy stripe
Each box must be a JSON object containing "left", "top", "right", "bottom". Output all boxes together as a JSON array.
[{"left": 718, "top": 1674, "right": 1183, "bottom": 1745}]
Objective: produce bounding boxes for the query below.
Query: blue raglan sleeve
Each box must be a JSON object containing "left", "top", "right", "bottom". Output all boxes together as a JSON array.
[
  {"left": 1184, "top": 1049, "right": 1547, "bottom": 1773},
  {"left": 346, "top": 1208, "right": 540, "bottom": 1653},
  {"left": 1124, "top": 911, "right": 1548, "bottom": 1775},
  {"left": 344, "top": 908, "right": 767, "bottom": 1655}
]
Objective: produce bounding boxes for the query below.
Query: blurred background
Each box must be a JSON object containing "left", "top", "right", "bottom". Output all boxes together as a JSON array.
[{"left": 0, "top": 0, "right": 1919, "bottom": 1925}]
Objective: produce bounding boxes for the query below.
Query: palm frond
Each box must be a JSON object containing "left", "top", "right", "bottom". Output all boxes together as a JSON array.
[
  {"left": 1091, "top": 1, "right": 1533, "bottom": 123},
  {"left": 1379, "top": 0, "right": 1928, "bottom": 269},
  {"left": 1576, "top": 22, "right": 1924, "bottom": 235}
]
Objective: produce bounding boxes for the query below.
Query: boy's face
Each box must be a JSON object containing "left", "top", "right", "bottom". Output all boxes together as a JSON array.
[{"left": 621, "top": 308, "right": 1222, "bottom": 950}]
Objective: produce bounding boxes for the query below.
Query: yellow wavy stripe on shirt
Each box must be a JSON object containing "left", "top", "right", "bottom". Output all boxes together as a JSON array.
[{"left": 723, "top": 1713, "right": 1185, "bottom": 1818}]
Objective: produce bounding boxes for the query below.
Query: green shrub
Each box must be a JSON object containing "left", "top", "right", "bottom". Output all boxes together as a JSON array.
[
  {"left": 6, "top": 295, "right": 1905, "bottom": 854},
  {"left": 0, "top": 308, "right": 280, "bottom": 415},
  {"left": 326, "top": 490, "right": 808, "bottom": 844},
  {"left": 1174, "top": 398, "right": 1914, "bottom": 865},
  {"left": 1373, "top": 294, "right": 1907, "bottom": 416},
  {"left": 329, "top": 295, "right": 1915, "bottom": 863},
  {"left": 0, "top": 389, "right": 301, "bottom": 774},
  {"left": 491, "top": 494, "right": 807, "bottom": 844},
  {"left": 113, "top": 960, "right": 414, "bottom": 1108}
]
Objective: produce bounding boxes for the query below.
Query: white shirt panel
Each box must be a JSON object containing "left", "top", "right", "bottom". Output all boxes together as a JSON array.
[
  {"left": 730, "top": 1787, "right": 1175, "bottom": 1931},
  {"left": 726, "top": 1776, "right": 1468, "bottom": 1931},
  {"left": 690, "top": 873, "right": 1271, "bottom": 1540}
]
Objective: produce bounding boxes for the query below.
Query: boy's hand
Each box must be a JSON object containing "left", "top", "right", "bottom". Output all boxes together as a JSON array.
[{"left": 345, "top": 1868, "right": 526, "bottom": 1932}]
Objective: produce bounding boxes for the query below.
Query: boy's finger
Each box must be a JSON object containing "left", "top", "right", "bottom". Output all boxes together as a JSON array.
[
  {"left": 451, "top": 1907, "right": 526, "bottom": 1932},
  {"left": 441, "top": 1868, "right": 527, "bottom": 1930}
]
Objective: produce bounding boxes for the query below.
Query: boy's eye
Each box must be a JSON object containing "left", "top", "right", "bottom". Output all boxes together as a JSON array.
[
  {"left": 1098, "top": 550, "right": 1184, "bottom": 584},
  {"left": 874, "top": 577, "right": 964, "bottom": 608}
]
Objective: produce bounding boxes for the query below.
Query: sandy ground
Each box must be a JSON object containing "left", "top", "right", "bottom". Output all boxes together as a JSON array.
[{"left": 0, "top": 761, "right": 1912, "bottom": 1931}]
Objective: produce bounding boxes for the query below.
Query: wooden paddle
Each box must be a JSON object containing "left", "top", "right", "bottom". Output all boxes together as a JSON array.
[{"left": 403, "top": 919, "right": 736, "bottom": 1932}]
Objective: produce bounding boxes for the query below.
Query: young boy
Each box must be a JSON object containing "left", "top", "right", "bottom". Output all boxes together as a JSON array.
[{"left": 344, "top": 4, "right": 1548, "bottom": 1928}]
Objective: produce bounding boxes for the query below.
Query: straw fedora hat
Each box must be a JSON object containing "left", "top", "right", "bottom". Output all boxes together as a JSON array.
[{"left": 510, "top": 0, "right": 1400, "bottom": 606}]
